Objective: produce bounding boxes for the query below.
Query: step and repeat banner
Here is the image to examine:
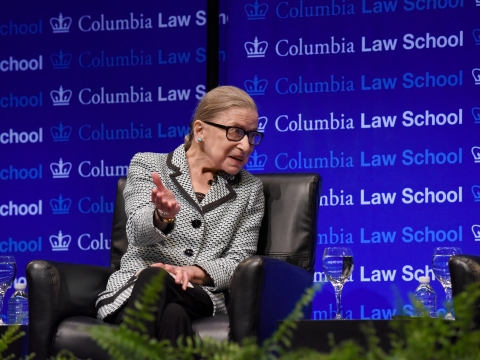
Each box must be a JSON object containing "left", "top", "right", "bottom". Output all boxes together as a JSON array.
[
  {"left": 2, "top": 0, "right": 479, "bottom": 322},
  {"left": 222, "top": 0, "right": 479, "bottom": 319},
  {"left": 0, "top": 0, "right": 208, "bottom": 319}
]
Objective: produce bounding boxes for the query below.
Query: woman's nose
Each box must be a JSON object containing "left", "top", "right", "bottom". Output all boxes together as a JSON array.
[{"left": 238, "top": 135, "right": 251, "bottom": 151}]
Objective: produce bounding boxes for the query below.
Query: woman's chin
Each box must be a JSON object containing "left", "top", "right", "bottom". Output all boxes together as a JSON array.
[
  {"left": 222, "top": 164, "right": 242, "bottom": 175},
  {"left": 227, "top": 168, "right": 241, "bottom": 175},
  {"left": 223, "top": 159, "right": 245, "bottom": 174}
]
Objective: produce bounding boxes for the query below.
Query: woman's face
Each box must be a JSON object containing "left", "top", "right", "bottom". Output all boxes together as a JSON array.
[{"left": 200, "top": 107, "right": 259, "bottom": 174}]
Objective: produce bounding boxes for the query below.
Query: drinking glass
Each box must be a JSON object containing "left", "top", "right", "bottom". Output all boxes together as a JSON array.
[
  {"left": 432, "top": 247, "right": 462, "bottom": 320},
  {"left": 322, "top": 247, "right": 354, "bottom": 320},
  {"left": 0, "top": 256, "right": 16, "bottom": 325}
]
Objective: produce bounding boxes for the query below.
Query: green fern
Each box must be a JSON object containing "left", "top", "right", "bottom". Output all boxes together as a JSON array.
[
  {"left": 0, "top": 325, "right": 22, "bottom": 360},
  {"left": 87, "top": 272, "right": 480, "bottom": 360}
]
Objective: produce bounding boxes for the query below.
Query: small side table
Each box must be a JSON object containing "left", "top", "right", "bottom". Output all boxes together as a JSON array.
[
  {"left": 282, "top": 320, "right": 394, "bottom": 353},
  {"left": 281, "top": 319, "right": 457, "bottom": 353},
  {"left": 0, "top": 324, "right": 29, "bottom": 358}
]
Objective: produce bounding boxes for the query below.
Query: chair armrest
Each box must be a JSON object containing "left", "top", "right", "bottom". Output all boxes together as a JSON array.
[
  {"left": 228, "top": 255, "right": 312, "bottom": 344},
  {"left": 449, "top": 255, "right": 480, "bottom": 327},
  {"left": 26, "top": 260, "right": 115, "bottom": 360}
]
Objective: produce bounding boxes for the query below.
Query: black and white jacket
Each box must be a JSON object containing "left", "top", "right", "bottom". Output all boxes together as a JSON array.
[{"left": 96, "top": 144, "right": 264, "bottom": 320}]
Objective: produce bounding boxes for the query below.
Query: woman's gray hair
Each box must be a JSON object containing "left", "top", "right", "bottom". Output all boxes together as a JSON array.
[{"left": 184, "top": 86, "right": 257, "bottom": 150}]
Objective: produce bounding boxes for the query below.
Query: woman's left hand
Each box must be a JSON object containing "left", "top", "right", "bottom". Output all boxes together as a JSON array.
[{"left": 151, "top": 263, "right": 212, "bottom": 290}]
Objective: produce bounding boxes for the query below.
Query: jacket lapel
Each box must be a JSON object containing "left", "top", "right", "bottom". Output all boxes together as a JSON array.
[
  {"left": 167, "top": 147, "right": 202, "bottom": 214},
  {"left": 166, "top": 146, "right": 238, "bottom": 214},
  {"left": 201, "top": 174, "right": 237, "bottom": 213}
]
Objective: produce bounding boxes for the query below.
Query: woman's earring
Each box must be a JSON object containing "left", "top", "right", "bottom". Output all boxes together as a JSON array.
[{"left": 197, "top": 137, "right": 203, "bottom": 143}]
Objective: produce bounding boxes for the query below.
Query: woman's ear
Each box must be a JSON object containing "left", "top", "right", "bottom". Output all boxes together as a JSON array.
[{"left": 193, "top": 120, "right": 204, "bottom": 139}]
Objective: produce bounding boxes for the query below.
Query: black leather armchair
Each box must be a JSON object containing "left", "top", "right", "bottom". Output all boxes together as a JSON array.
[
  {"left": 27, "top": 173, "right": 321, "bottom": 359},
  {"left": 449, "top": 254, "right": 480, "bottom": 327}
]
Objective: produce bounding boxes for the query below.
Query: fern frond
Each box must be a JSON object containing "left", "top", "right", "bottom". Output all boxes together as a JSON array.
[
  {"left": 0, "top": 325, "right": 25, "bottom": 359},
  {"left": 52, "top": 349, "right": 79, "bottom": 359}
]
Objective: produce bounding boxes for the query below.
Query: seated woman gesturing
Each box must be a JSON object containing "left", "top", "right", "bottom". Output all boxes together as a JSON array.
[{"left": 96, "top": 86, "right": 265, "bottom": 343}]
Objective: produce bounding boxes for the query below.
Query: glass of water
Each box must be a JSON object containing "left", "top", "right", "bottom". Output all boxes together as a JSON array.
[
  {"left": 322, "top": 247, "right": 354, "bottom": 320},
  {"left": 0, "top": 256, "right": 16, "bottom": 325},
  {"left": 432, "top": 247, "right": 462, "bottom": 320}
]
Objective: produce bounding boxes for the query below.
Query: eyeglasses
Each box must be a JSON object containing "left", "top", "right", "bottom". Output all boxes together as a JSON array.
[{"left": 201, "top": 120, "right": 264, "bottom": 146}]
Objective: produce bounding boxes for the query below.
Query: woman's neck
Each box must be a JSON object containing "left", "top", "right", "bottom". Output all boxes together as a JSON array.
[{"left": 186, "top": 147, "right": 216, "bottom": 193}]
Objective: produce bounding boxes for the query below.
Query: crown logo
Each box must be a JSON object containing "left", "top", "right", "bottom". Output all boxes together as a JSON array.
[
  {"left": 244, "top": 37, "right": 268, "bottom": 58},
  {"left": 50, "top": 13, "right": 72, "bottom": 33},
  {"left": 244, "top": 75, "right": 268, "bottom": 96},
  {"left": 473, "top": 30, "right": 480, "bottom": 45},
  {"left": 472, "top": 146, "right": 480, "bottom": 163},
  {"left": 50, "top": 158, "right": 72, "bottom": 178},
  {"left": 472, "top": 185, "right": 480, "bottom": 202},
  {"left": 50, "top": 195, "right": 72, "bottom": 214},
  {"left": 472, "top": 107, "right": 480, "bottom": 123},
  {"left": 50, "top": 122, "right": 72, "bottom": 142},
  {"left": 473, "top": 225, "right": 480, "bottom": 241},
  {"left": 245, "top": 1, "right": 268, "bottom": 20},
  {"left": 49, "top": 230, "right": 72, "bottom": 251},
  {"left": 50, "top": 50, "right": 72, "bottom": 69},
  {"left": 245, "top": 150, "right": 267, "bottom": 171},
  {"left": 472, "top": 68, "right": 480, "bottom": 85},
  {"left": 50, "top": 86, "right": 72, "bottom": 106},
  {"left": 258, "top": 116, "right": 268, "bottom": 132}
]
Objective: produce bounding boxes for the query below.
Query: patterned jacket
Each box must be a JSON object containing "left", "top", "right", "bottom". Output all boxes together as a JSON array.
[{"left": 96, "top": 144, "right": 265, "bottom": 320}]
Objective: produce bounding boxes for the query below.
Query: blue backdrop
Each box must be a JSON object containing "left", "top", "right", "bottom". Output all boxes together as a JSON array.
[
  {"left": 0, "top": 0, "right": 209, "bottom": 319},
  {"left": 1, "top": 0, "right": 479, "bottom": 322},
  {"left": 221, "top": 0, "right": 479, "bottom": 319}
]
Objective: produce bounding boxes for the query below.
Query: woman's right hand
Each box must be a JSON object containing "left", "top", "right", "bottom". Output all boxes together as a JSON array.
[{"left": 151, "top": 172, "right": 180, "bottom": 219}]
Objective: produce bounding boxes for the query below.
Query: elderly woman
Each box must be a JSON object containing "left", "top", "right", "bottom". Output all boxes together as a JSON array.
[{"left": 96, "top": 86, "right": 265, "bottom": 343}]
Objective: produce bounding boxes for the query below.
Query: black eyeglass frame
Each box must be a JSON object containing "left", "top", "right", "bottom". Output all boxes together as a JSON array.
[{"left": 201, "top": 120, "right": 264, "bottom": 146}]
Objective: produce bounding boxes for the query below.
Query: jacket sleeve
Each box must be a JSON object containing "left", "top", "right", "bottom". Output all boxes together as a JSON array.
[
  {"left": 195, "top": 177, "right": 264, "bottom": 292},
  {"left": 123, "top": 152, "right": 173, "bottom": 247}
]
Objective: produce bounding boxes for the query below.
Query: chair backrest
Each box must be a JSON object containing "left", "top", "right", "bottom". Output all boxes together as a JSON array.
[
  {"left": 110, "top": 173, "right": 321, "bottom": 272},
  {"left": 255, "top": 173, "right": 320, "bottom": 271},
  {"left": 450, "top": 255, "right": 480, "bottom": 327}
]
